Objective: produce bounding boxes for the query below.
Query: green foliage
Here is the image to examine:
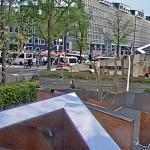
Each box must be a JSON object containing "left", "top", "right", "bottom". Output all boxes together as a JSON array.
[
  {"left": 0, "top": 82, "right": 38, "bottom": 110},
  {"left": 144, "top": 89, "right": 150, "bottom": 93},
  {"left": 131, "top": 77, "right": 150, "bottom": 83},
  {"left": 69, "top": 0, "right": 90, "bottom": 53},
  {"left": 26, "top": 0, "right": 74, "bottom": 41}
]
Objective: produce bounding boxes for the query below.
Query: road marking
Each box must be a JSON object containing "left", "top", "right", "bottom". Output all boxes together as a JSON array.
[{"left": 114, "top": 107, "right": 123, "bottom": 111}]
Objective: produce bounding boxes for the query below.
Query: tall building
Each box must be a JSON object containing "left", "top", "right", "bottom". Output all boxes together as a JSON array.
[{"left": 84, "top": 0, "right": 150, "bottom": 55}]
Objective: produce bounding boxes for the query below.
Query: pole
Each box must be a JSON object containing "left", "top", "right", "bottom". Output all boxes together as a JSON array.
[
  {"left": 47, "top": 0, "right": 52, "bottom": 70},
  {"left": 132, "top": 16, "right": 137, "bottom": 54},
  {"left": 126, "top": 55, "right": 131, "bottom": 92},
  {"left": 130, "top": 15, "right": 137, "bottom": 76}
]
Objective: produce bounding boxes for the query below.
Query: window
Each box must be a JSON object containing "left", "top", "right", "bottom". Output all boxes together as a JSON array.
[
  {"left": 102, "top": 45, "right": 106, "bottom": 50},
  {"left": 69, "top": 58, "right": 77, "bottom": 63},
  {"left": 26, "top": 54, "right": 32, "bottom": 58},
  {"left": 40, "top": 39, "right": 45, "bottom": 45},
  {"left": 34, "top": 37, "right": 39, "bottom": 44},
  {"left": 28, "top": 38, "right": 33, "bottom": 44},
  {"left": 9, "top": 27, "right": 13, "bottom": 33},
  {"left": 28, "top": 27, "right": 33, "bottom": 34},
  {"left": 15, "top": 27, "right": 19, "bottom": 32},
  {"left": 19, "top": 54, "right": 24, "bottom": 58},
  {"left": 28, "top": 46, "right": 33, "bottom": 51}
]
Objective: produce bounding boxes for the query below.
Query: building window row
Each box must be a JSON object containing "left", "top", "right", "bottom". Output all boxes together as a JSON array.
[
  {"left": 8, "top": 26, "right": 36, "bottom": 35},
  {"left": 28, "top": 37, "right": 45, "bottom": 45}
]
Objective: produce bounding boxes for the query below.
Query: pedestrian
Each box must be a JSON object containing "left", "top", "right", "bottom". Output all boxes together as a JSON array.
[
  {"left": 89, "top": 54, "right": 92, "bottom": 61},
  {"left": 36, "top": 57, "right": 40, "bottom": 68},
  {"left": 28, "top": 59, "right": 32, "bottom": 68},
  {"left": 43, "top": 56, "right": 47, "bottom": 65},
  {"left": 33, "top": 57, "right": 36, "bottom": 67}
]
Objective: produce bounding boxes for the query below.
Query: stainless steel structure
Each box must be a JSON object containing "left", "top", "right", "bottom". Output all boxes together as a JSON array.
[{"left": 0, "top": 93, "right": 120, "bottom": 150}]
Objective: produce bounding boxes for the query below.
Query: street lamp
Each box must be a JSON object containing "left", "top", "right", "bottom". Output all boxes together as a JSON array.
[
  {"left": 131, "top": 15, "right": 137, "bottom": 54},
  {"left": 126, "top": 13, "right": 137, "bottom": 92}
]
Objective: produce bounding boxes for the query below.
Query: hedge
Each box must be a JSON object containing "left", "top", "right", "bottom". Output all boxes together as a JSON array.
[
  {"left": 0, "top": 82, "right": 38, "bottom": 110},
  {"left": 144, "top": 88, "right": 150, "bottom": 93}
]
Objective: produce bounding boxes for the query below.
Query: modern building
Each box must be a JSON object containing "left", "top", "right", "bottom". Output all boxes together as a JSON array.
[
  {"left": 84, "top": 0, "right": 150, "bottom": 55},
  {"left": 4, "top": 0, "right": 150, "bottom": 54},
  {"left": 6, "top": 25, "right": 73, "bottom": 52},
  {"left": 6, "top": 26, "right": 46, "bottom": 52}
]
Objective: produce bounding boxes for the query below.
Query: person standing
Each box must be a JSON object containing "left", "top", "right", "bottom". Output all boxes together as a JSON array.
[
  {"left": 33, "top": 57, "right": 36, "bottom": 67},
  {"left": 36, "top": 56, "right": 40, "bottom": 68},
  {"left": 43, "top": 56, "right": 47, "bottom": 65}
]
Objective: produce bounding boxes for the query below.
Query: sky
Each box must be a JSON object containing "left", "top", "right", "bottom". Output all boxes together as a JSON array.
[{"left": 111, "top": 0, "right": 150, "bottom": 16}]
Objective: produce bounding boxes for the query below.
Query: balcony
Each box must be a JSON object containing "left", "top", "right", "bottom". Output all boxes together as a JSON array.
[{"left": 98, "top": 0, "right": 112, "bottom": 7}]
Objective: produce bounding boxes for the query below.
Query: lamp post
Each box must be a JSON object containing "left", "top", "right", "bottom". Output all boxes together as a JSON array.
[
  {"left": 63, "top": 3, "right": 69, "bottom": 52},
  {"left": 132, "top": 15, "right": 137, "bottom": 54},
  {"left": 126, "top": 14, "right": 137, "bottom": 92}
]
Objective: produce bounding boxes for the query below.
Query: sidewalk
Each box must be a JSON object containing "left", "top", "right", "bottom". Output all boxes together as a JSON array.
[{"left": 0, "top": 65, "right": 47, "bottom": 73}]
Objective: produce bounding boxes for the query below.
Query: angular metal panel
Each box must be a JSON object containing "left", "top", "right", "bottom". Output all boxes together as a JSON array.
[{"left": 0, "top": 93, "right": 120, "bottom": 150}]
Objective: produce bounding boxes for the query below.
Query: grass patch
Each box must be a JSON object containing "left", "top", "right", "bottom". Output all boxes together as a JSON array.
[
  {"left": 131, "top": 77, "right": 150, "bottom": 84},
  {"left": 39, "top": 70, "right": 114, "bottom": 80}
]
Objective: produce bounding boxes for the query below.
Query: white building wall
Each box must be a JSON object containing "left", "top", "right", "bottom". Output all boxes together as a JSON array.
[{"left": 84, "top": 0, "right": 150, "bottom": 54}]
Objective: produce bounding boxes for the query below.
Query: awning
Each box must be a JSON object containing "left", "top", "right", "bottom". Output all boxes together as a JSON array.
[{"left": 136, "top": 44, "right": 150, "bottom": 54}]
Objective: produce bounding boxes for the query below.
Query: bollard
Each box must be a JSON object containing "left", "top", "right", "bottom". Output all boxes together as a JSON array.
[{"left": 70, "top": 80, "right": 75, "bottom": 89}]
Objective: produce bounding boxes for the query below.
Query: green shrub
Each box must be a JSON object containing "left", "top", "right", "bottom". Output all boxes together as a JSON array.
[
  {"left": 144, "top": 88, "right": 150, "bottom": 93},
  {"left": 0, "top": 82, "right": 38, "bottom": 110}
]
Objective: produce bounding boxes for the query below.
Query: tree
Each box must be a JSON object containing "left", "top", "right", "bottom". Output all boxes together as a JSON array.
[
  {"left": 26, "top": 0, "right": 75, "bottom": 70},
  {"left": 92, "top": 60, "right": 107, "bottom": 100},
  {"left": 69, "top": 0, "right": 90, "bottom": 63},
  {"left": 104, "top": 11, "right": 133, "bottom": 93},
  {"left": 105, "top": 11, "right": 133, "bottom": 57},
  {"left": 0, "top": 0, "right": 17, "bottom": 84},
  {"left": 0, "top": 0, "right": 31, "bottom": 84}
]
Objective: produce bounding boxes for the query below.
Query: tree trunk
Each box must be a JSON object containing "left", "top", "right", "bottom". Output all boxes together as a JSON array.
[
  {"left": 112, "top": 59, "right": 118, "bottom": 93},
  {"left": 1, "top": 48, "right": 7, "bottom": 85},
  {"left": 130, "top": 54, "right": 134, "bottom": 76},
  {"left": 47, "top": 19, "right": 51, "bottom": 70},
  {"left": 63, "top": 35, "right": 67, "bottom": 51},
  {"left": 0, "top": 0, "right": 6, "bottom": 85},
  {"left": 47, "top": 46, "right": 51, "bottom": 70},
  {"left": 79, "top": 48, "right": 82, "bottom": 64},
  {"left": 121, "top": 56, "right": 125, "bottom": 77}
]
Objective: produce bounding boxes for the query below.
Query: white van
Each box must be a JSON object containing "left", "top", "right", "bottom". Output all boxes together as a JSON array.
[
  {"left": 59, "top": 56, "right": 78, "bottom": 66},
  {"left": 14, "top": 52, "right": 33, "bottom": 65}
]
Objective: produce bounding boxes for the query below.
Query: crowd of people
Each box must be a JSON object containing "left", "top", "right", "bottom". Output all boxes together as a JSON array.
[{"left": 24, "top": 54, "right": 67, "bottom": 69}]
